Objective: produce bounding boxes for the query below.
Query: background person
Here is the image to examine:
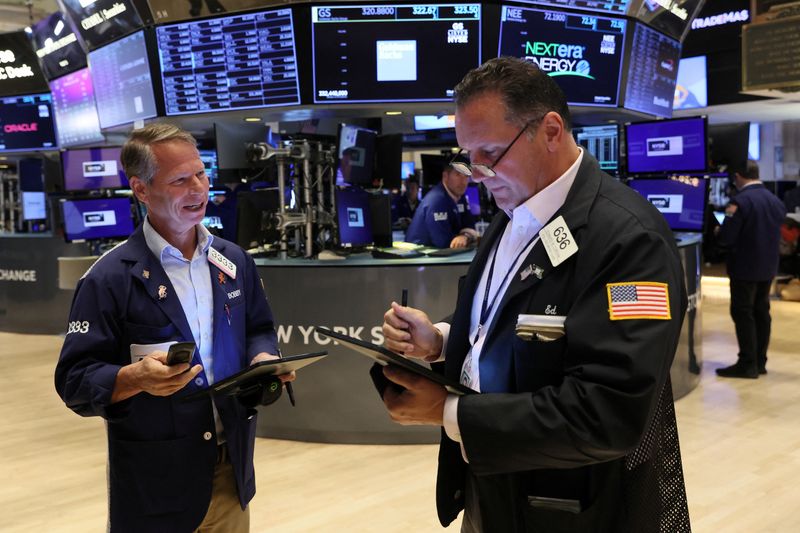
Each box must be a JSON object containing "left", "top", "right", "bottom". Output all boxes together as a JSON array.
[
  {"left": 380, "top": 57, "right": 690, "bottom": 532},
  {"left": 55, "top": 123, "right": 293, "bottom": 532}
]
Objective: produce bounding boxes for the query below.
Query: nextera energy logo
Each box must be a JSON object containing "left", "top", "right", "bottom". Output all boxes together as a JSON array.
[{"left": 524, "top": 41, "right": 592, "bottom": 79}]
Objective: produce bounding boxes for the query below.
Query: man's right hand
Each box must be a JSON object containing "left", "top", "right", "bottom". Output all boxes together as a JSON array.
[
  {"left": 382, "top": 302, "right": 443, "bottom": 361},
  {"left": 111, "top": 352, "right": 203, "bottom": 403}
]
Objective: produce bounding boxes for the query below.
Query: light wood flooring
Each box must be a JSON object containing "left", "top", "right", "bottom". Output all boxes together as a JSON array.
[{"left": 1, "top": 277, "right": 799, "bottom": 532}]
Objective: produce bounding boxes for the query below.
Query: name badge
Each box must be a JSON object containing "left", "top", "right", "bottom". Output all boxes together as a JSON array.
[
  {"left": 540, "top": 215, "right": 578, "bottom": 268},
  {"left": 208, "top": 247, "right": 237, "bottom": 280}
]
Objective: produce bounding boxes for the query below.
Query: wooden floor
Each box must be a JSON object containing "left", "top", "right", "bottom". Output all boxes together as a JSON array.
[{"left": 2, "top": 277, "right": 799, "bottom": 532}]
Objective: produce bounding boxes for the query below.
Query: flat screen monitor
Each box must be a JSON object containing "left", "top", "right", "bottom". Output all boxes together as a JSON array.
[
  {"left": 62, "top": 147, "right": 127, "bottom": 191},
  {"left": 628, "top": 177, "right": 709, "bottom": 232},
  {"left": 708, "top": 175, "right": 731, "bottom": 207},
  {"left": 401, "top": 161, "right": 415, "bottom": 179},
  {"left": 414, "top": 115, "right": 455, "bottom": 130},
  {"left": 336, "top": 187, "right": 373, "bottom": 247},
  {"left": 420, "top": 153, "right": 447, "bottom": 187},
  {"left": 146, "top": 0, "right": 265, "bottom": 24},
  {"left": 510, "top": 0, "right": 630, "bottom": 15},
  {"left": 156, "top": 8, "right": 300, "bottom": 116},
  {"left": 88, "top": 30, "right": 158, "bottom": 128},
  {"left": 708, "top": 122, "right": 749, "bottom": 174},
  {"left": 199, "top": 149, "right": 218, "bottom": 184},
  {"left": 632, "top": 0, "right": 703, "bottom": 41},
  {"left": 369, "top": 192, "right": 393, "bottom": 247},
  {"left": 61, "top": 196, "right": 135, "bottom": 242},
  {"left": 21, "top": 191, "right": 48, "bottom": 221},
  {"left": 0, "top": 94, "right": 57, "bottom": 152},
  {"left": 30, "top": 11, "right": 88, "bottom": 81},
  {"left": 464, "top": 183, "right": 481, "bottom": 216},
  {"left": 749, "top": 123, "right": 760, "bottom": 161},
  {"left": 18, "top": 158, "right": 45, "bottom": 191},
  {"left": 573, "top": 124, "right": 619, "bottom": 175},
  {"left": 58, "top": 0, "right": 145, "bottom": 51},
  {"left": 236, "top": 189, "right": 279, "bottom": 249},
  {"left": 499, "top": 5, "right": 626, "bottom": 107},
  {"left": 215, "top": 122, "right": 271, "bottom": 171},
  {"left": 625, "top": 116, "right": 707, "bottom": 174},
  {"left": 622, "top": 23, "right": 680, "bottom": 118},
  {"left": 0, "top": 31, "right": 50, "bottom": 97},
  {"left": 674, "top": 55, "right": 707, "bottom": 110},
  {"left": 50, "top": 68, "right": 105, "bottom": 147},
  {"left": 311, "top": 4, "right": 482, "bottom": 103},
  {"left": 375, "top": 134, "right": 403, "bottom": 189},
  {"left": 337, "top": 124, "right": 377, "bottom": 186}
]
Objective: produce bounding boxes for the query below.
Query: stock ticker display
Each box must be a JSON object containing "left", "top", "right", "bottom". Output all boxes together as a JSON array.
[
  {"left": 622, "top": 22, "right": 681, "bottom": 118},
  {"left": 0, "top": 94, "right": 57, "bottom": 152},
  {"left": 499, "top": 5, "right": 626, "bottom": 106},
  {"left": 311, "top": 4, "right": 482, "bottom": 103},
  {"left": 512, "top": 0, "right": 630, "bottom": 16},
  {"left": 156, "top": 7, "right": 300, "bottom": 116}
]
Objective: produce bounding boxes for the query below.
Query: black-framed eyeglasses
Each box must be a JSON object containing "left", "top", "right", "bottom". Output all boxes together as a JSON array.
[{"left": 448, "top": 120, "right": 536, "bottom": 178}]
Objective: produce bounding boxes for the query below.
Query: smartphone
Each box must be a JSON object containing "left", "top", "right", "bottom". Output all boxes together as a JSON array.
[{"left": 166, "top": 342, "right": 196, "bottom": 366}]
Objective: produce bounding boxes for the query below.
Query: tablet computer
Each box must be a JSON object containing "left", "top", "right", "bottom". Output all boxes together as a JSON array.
[
  {"left": 315, "top": 327, "right": 475, "bottom": 396},
  {"left": 182, "top": 351, "right": 328, "bottom": 402}
]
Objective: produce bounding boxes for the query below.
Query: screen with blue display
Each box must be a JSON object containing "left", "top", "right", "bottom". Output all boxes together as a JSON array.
[
  {"left": 50, "top": 68, "right": 105, "bottom": 147},
  {"left": 673, "top": 55, "right": 706, "bottom": 110},
  {"left": 401, "top": 161, "right": 415, "bottom": 179},
  {"left": 312, "top": 4, "right": 482, "bottom": 103},
  {"left": 156, "top": 8, "right": 300, "bottom": 115},
  {"left": 30, "top": 11, "right": 87, "bottom": 81},
  {"left": 336, "top": 187, "right": 374, "bottom": 247},
  {"left": 628, "top": 177, "right": 708, "bottom": 232},
  {"left": 622, "top": 23, "right": 680, "bottom": 117},
  {"left": 0, "top": 94, "right": 57, "bottom": 152},
  {"left": 88, "top": 30, "right": 158, "bottom": 128},
  {"left": 62, "top": 147, "right": 127, "bottom": 191},
  {"left": 511, "top": 0, "right": 630, "bottom": 15},
  {"left": 499, "top": 5, "right": 626, "bottom": 106},
  {"left": 61, "top": 196, "right": 135, "bottom": 242},
  {"left": 573, "top": 124, "right": 619, "bottom": 174},
  {"left": 464, "top": 183, "right": 481, "bottom": 216},
  {"left": 626, "top": 116, "right": 706, "bottom": 174}
]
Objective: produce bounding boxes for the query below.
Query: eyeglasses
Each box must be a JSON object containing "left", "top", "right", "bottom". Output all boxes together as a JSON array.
[{"left": 448, "top": 119, "right": 537, "bottom": 178}]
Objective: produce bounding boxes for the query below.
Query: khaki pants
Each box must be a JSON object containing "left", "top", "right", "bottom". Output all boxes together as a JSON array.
[{"left": 195, "top": 448, "right": 249, "bottom": 533}]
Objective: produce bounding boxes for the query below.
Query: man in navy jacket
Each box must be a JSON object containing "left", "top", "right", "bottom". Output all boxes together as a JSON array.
[
  {"left": 716, "top": 160, "right": 786, "bottom": 378},
  {"left": 55, "top": 123, "right": 293, "bottom": 532}
]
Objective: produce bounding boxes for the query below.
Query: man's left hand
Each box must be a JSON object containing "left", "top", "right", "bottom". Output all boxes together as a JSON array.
[
  {"left": 381, "top": 366, "right": 446, "bottom": 426},
  {"left": 251, "top": 352, "right": 296, "bottom": 383}
]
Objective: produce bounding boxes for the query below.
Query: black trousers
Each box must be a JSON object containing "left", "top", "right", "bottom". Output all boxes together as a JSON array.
[{"left": 729, "top": 279, "right": 773, "bottom": 369}]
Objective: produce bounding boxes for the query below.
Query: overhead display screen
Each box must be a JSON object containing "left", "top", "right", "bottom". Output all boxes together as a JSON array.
[
  {"left": 0, "top": 94, "right": 57, "bottom": 152},
  {"left": 58, "top": 0, "right": 145, "bottom": 51},
  {"left": 88, "top": 30, "right": 158, "bottom": 128},
  {"left": 512, "top": 0, "right": 630, "bottom": 15},
  {"left": 157, "top": 8, "right": 300, "bottom": 116},
  {"left": 625, "top": 116, "right": 706, "bottom": 174},
  {"left": 673, "top": 55, "right": 706, "bottom": 110},
  {"left": 0, "top": 31, "right": 50, "bottom": 97},
  {"left": 499, "top": 5, "right": 626, "bottom": 107},
  {"left": 62, "top": 146, "right": 127, "bottom": 191},
  {"left": 31, "top": 11, "right": 88, "bottom": 81},
  {"left": 311, "top": 4, "right": 482, "bottom": 103},
  {"left": 147, "top": 0, "right": 266, "bottom": 24},
  {"left": 622, "top": 23, "right": 680, "bottom": 117},
  {"left": 50, "top": 68, "right": 105, "bottom": 147},
  {"left": 633, "top": 0, "right": 703, "bottom": 41},
  {"left": 573, "top": 124, "right": 619, "bottom": 174},
  {"left": 628, "top": 177, "right": 708, "bottom": 232}
]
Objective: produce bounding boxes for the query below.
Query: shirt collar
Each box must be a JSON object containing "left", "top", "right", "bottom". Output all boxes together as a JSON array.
[
  {"left": 506, "top": 147, "right": 584, "bottom": 231},
  {"left": 143, "top": 217, "right": 214, "bottom": 263}
]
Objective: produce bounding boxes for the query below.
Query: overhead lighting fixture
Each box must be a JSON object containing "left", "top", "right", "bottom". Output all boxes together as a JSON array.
[
  {"left": 244, "top": 117, "right": 261, "bottom": 122},
  {"left": 385, "top": 111, "right": 403, "bottom": 116}
]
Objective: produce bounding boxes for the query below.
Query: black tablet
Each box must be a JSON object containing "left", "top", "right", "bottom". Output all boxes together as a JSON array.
[
  {"left": 182, "top": 351, "right": 328, "bottom": 401},
  {"left": 315, "top": 327, "right": 475, "bottom": 396}
]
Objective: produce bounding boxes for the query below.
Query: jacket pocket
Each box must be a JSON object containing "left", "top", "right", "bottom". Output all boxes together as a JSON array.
[{"left": 124, "top": 321, "right": 180, "bottom": 346}]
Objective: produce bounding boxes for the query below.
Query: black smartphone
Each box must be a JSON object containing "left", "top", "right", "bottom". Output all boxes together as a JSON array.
[{"left": 166, "top": 342, "right": 196, "bottom": 366}]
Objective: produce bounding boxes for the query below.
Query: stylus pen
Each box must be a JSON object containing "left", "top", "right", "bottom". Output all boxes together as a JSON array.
[
  {"left": 401, "top": 288, "right": 408, "bottom": 307},
  {"left": 286, "top": 382, "right": 296, "bottom": 407}
]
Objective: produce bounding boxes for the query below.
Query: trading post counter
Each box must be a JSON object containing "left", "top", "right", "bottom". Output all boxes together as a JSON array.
[{"left": 255, "top": 236, "right": 702, "bottom": 444}]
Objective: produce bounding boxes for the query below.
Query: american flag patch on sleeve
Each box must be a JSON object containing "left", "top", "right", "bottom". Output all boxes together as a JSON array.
[{"left": 606, "top": 282, "right": 670, "bottom": 320}]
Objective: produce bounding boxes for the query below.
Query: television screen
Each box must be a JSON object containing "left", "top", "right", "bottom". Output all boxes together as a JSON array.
[
  {"left": 414, "top": 115, "right": 455, "bottom": 131},
  {"left": 573, "top": 124, "right": 619, "bottom": 175},
  {"left": 311, "top": 4, "right": 482, "bottom": 103},
  {"left": 464, "top": 183, "right": 481, "bottom": 216},
  {"left": 61, "top": 196, "right": 135, "bottom": 241},
  {"left": 62, "top": 147, "right": 127, "bottom": 191},
  {"left": 511, "top": 0, "right": 631, "bottom": 15},
  {"left": 633, "top": 0, "right": 704, "bottom": 41},
  {"left": 18, "top": 158, "right": 45, "bottom": 191},
  {"left": 58, "top": 0, "right": 145, "bottom": 51},
  {"left": 50, "top": 68, "right": 105, "bottom": 147},
  {"left": 156, "top": 8, "right": 300, "bottom": 116},
  {"left": 0, "top": 94, "right": 57, "bottom": 152},
  {"left": 337, "top": 124, "right": 377, "bottom": 186},
  {"left": 214, "top": 122, "right": 270, "bottom": 170},
  {"left": 375, "top": 134, "right": 403, "bottom": 189},
  {"left": 625, "top": 116, "right": 707, "bottom": 174},
  {"left": 0, "top": 31, "right": 50, "bottom": 97},
  {"left": 420, "top": 153, "right": 447, "bottom": 186},
  {"left": 30, "top": 11, "right": 88, "bottom": 81},
  {"left": 628, "top": 177, "right": 709, "bottom": 232},
  {"left": 749, "top": 123, "right": 760, "bottom": 161},
  {"left": 336, "top": 187, "right": 373, "bottom": 247},
  {"left": 708, "top": 122, "right": 749, "bottom": 174},
  {"left": 146, "top": 0, "right": 266, "bottom": 24},
  {"left": 88, "top": 30, "right": 158, "bottom": 128},
  {"left": 401, "top": 161, "right": 415, "bottom": 179},
  {"left": 674, "top": 55, "right": 707, "bottom": 110},
  {"left": 21, "top": 191, "right": 48, "bottom": 221},
  {"left": 622, "top": 23, "right": 680, "bottom": 117},
  {"left": 199, "top": 149, "right": 218, "bottom": 184},
  {"left": 708, "top": 175, "right": 731, "bottom": 207},
  {"left": 499, "top": 6, "right": 626, "bottom": 107}
]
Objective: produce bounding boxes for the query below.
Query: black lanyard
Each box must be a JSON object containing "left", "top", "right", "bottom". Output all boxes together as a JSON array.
[{"left": 473, "top": 233, "right": 540, "bottom": 345}]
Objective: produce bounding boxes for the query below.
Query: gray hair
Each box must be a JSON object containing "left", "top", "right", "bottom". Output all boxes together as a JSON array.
[
  {"left": 120, "top": 123, "right": 197, "bottom": 184},
  {"left": 453, "top": 56, "right": 572, "bottom": 131}
]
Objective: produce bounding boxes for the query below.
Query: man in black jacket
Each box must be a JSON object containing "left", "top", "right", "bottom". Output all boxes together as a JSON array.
[
  {"left": 380, "top": 57, "right": 690, "bottom": 532},
  {"left": 716, "top": 160, "right": 786, "bottom": 378}
]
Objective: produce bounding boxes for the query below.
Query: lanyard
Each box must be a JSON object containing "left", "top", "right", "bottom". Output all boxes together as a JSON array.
[{"left": 473, "top": 233, "right": 540, "bottom": 345}]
